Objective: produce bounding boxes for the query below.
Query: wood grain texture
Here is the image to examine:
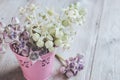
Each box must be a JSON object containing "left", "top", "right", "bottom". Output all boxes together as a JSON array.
[
  {"left": 0, "top": 0, "right": 119, "bottom": 80},
  {"left": 90, "top": 0, "right": 120, "bottom": 80}
]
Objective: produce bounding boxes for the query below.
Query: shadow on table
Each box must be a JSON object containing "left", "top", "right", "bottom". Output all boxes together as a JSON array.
[
  {"left": 0, "top": 67, "right": 25, "bottom": 80},
  {"left": 0, "top": 65, "right": 68, "bottom": 80},
  {"left": 51, "top": 72, "right": 68, "bottom": 80}
]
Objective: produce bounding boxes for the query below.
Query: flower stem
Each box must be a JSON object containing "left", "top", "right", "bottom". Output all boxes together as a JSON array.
[{"left": 55, "top": 54, "right": 67, "bottom": 66}]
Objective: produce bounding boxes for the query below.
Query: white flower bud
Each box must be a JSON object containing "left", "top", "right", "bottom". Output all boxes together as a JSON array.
[
  {"left": 46, "top": 34, "right": 53, "bottom": 41},
  {"left": 33, "top": 28, "right": 41, "bottom": 33},
  {"left": 19, "top": 7, "right": 26, "bottom": 14},
  {"left": 74, "top": 2, "right": 80, "bottom": 9},
  {"left": 68, "top": 9, "right": 79, "bottom": 19},
  {"left": 45, "top": 40, "right": 53, "bottom": 48},
  {"left": 32, "top": 33, "right": 40, "bottom": 41},
  {"left": 48, "top": 47, "right": 55, "bottom": 52},
  {"left": 55, "top": 39, "right": 62, "bottom": 46},
  {"left": 36, "top": 38, "right": 44, "bottom": 47},
  {"left": 62, "top": 19, "right": 71, "bottom": 27},
  {"left": 47, "top": 9, "right": 53, "bottom": 16}
]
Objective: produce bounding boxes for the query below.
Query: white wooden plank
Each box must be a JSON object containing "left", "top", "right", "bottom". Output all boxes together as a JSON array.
[
  {"left": 83, "top": 0, "right": 105, "bottom": 80},
  {"left": 90, "top": 0, "right": 120, "bottom": 80}
]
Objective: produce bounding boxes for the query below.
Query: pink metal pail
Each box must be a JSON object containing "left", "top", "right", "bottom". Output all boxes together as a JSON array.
[{"left": 10, "top": 45, "right": 55, "bottom": 80}]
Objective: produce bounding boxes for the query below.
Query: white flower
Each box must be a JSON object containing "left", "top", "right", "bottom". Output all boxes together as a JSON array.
[
  {"left": 36, "top": 38, "right": 44, "bottom": 47},
  {"left": 33, "top": 28, "right": 41, "bottom": 33},
  {"left": 48, "top": 47, "right": 55, "bottom": 52},
  {"left": 47, "top": 9, "right": 53, "bottom": 16},
  {"left": 55, "top": 30, "right": 63, "bottom": 38},
  {"left": 41, "top": 26, "right": 48, "bottom": 32},
  {"left": 18, "top": 3, "right": 86, "bottom": 55},
  {"left": 32, "top": 33, "right": 40, "bottom": 41},
  {"left": 63, "top": 2, "right": 86, "bottom": 24},
  {"left": 48, "top": 26, "right": 56, "bottom": 35},
  {"left": 19, "top": 7, "right": 26, "bottom": 14},
  {"left": 55, "top": 39, "right": 62, "bottom": 46},
  {"left": 26, "top": 15, "right": 35, "bottom": 21},
  {"left": 74, "top": 2, "right": 80, "bottom": 9},
  {"left": 46, "top": 34, "right": 53, "bottom": 41},
  {"left": 29, "top": 4, "right": 37, "bottom": 11},
  {"left": 68, "top": 9, "right": 79, "bottom": 19},
  {"left": 62, "top": 19, "right": 71, "bottom": 27},
  {"left": 45, "top": 40, "right": 53, "bottom": 48}
]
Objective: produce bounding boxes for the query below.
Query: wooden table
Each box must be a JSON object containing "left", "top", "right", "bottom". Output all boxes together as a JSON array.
[{"left": 0, "top": 0, "right": 119, "bottom": 80}]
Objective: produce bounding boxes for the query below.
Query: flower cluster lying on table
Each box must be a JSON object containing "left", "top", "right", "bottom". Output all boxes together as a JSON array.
[
  {"left": 59, "top": 54, "right": 84, "bottom": 78},
  {"left": 0, "top": 2, "right": 86, "bottom": 63}
]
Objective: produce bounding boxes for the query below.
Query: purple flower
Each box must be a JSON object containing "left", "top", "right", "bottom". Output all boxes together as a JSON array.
[
  {"left": 60, "top": 54, "right": 84, "bottom": 78},
  {"left": 65, "top": 71, "right": 74, "bottom": 78},
  {"left": 19, "top": 30, "right": 29, "bottom": 41},
  {"left": 10, "top": 41, "right": 20, "bottom": 54},
  {"left": 21, "top": 49, "right": 29, "bottom": 57},
  {"left": 29, "top": 51, "right": 39, "bottom": 61},
  {"left": 60, "top": 66, "right": 66, "bottom": 74}
]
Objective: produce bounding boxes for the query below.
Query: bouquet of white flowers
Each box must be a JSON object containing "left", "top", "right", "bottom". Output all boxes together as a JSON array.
[{"left": 15, "top": 3, "right": 85, "bottom": 62}]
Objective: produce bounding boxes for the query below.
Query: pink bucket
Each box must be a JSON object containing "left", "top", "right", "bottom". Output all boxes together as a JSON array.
[{"left": 10, "top": 44, "right": 55, "bottom": 80}]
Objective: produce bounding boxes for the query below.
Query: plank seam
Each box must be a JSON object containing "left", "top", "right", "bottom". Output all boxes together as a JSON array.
[{"left": 88, "top": 0, "right": 105, "bottom": 80}]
